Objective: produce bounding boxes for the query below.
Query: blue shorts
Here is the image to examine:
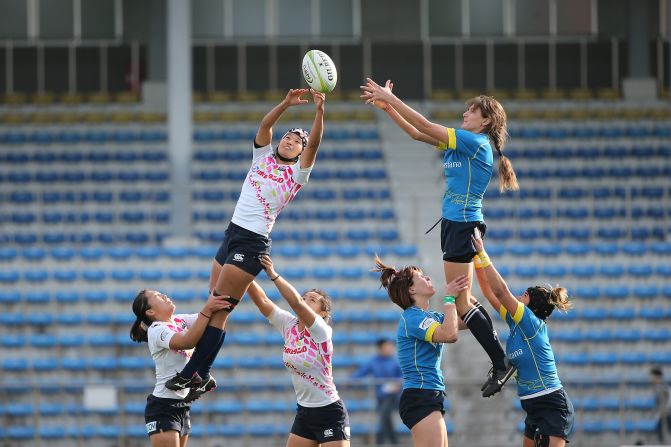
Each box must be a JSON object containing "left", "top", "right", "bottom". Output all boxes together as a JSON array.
[
  {"left": 521, "top": 388, "right": 574, "bottom": 441},
  {"left": 144, "top": 394, "right": 191, "bottom": 437},
  {"left": 441, "top": 219, "right": 487, "bottom": 263},
  {"left": 214, "top": 222, "right": 270, "bottom": 276},
  {"left": 291, "top": 400, "right": 350, "bottom": 443},
  {"left": 399, "top": 388, "right": 446, "bottom": 430}
]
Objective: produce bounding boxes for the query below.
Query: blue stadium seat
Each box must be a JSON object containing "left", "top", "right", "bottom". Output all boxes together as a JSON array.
[
  {"left": 55, "top": 290, "right": 79, "bottom": 304},
  {"left": 24, "top": 291, "right": 48, "bottom": 304}
]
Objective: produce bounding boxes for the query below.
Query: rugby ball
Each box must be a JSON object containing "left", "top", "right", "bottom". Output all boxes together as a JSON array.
[{"left": 302, "top": 50, "right": 338, "bottom": 94}]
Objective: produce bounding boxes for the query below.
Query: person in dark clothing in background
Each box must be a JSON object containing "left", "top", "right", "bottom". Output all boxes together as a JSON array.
[
  {"left": 352, "top": 338, "right": 403, "bottom": 445},
  {"left": 652, "top": 366, "right": 671, "bottom": 444}
]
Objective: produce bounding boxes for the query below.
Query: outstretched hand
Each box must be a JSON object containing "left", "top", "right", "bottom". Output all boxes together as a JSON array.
[
  {"left": 445, "top": 275, "right": 469, "bottom": 298},
  {"left": 310, "top": 88, "right": 325, "bottom": 111},
  {"left": 360, "top": 78, "right": 395, "bottom": 105},
  {"left": 362, "top": 80, "right": 393, "bottom": 110},
  {"left": 259, "top": 255, "right": 278, "bottom": 278},
  {"left": 283, "top": 89, "right": 310, "bottom": 107}
]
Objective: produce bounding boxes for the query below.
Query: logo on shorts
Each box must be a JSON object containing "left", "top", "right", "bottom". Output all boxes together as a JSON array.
[
  {"left": 233, "top": 253, "right": 244, "bottom": 262},
  {"left": 344, "top": 426, "right": 351, "bottom": 439},
  {"left": 323, "top": 428, "right": 334, "bottom": 438},
  {"left": 146, "top": 421, "right": 157, "bottom": 433}
]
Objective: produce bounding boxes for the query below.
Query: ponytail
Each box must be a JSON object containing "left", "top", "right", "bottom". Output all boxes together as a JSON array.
[
  {"left": 465, "top": 95, "right": 519, "bottom": 192},
  {"left": 549, "top": 286, "right": 571, "bottom": 312},
  {"left": 372, "top": 256, "right": 419, "bottom": 310},
  {"left": 130, "top": 290, "right": 152, "bottom": 343}
]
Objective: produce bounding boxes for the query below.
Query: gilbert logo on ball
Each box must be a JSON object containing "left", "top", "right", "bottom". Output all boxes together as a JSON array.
[{"left": 302, "top": 50, "right": 338, "bottom": 94}]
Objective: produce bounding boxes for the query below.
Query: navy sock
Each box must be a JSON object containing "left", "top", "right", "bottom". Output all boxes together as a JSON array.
[
  {"left": 463, "top": 306, "right": 506, "bottom": 371},
  {"left": 197, "top": 331, "right": 226, "bottom": 380},
  {"left": 180, "top": 326, "right": 224, "bottom": 379},
  {"left": 474, "top": 301, "right": 494, "bottom": 328}
]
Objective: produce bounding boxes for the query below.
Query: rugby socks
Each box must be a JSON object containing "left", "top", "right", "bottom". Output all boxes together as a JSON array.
[
  {"left": 180, "top": 326, "right": 224, "bottom": 379},
  {"left": 197, "top": 331, "right": 226, "bottom": 380},
  {"left": 463, "top": 306, "right": 507, "bottom": 372}
]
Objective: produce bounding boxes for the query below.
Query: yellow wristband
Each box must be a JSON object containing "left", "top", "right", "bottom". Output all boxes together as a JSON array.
[
  {"left": 477, "top": 253, "right": 491, "bottom": 268},
  {"left": 473, "top": 254, "right": 482, "bottom": 269}
]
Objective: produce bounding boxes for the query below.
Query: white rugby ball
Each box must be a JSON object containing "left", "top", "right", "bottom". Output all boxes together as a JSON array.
[{"left": 302, "top": 50, "right": 338, "bottom": 94}]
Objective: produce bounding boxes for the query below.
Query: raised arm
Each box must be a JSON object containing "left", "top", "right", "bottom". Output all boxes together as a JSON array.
[
  {"left": 367, "top": 81, "right": 440, "bottom": 146},
  {"left": 246, "top": 280, "right": 277, "bottom": 318},
  {"left": 429, "top": 275, "right": 469, "bottom": 343},
  {"left": 361, "top": 78, "right": 451, "bottom": 146},
  {"left": 255, "top": 89, "right": 309, "bottom": 147},
  {"left": 473, "top": 254, "right": 503, "bottom": 312},
  {"left": 260, "top": 255, "right": 318, "bottom": 327},
  {"left": 169, "top": 294, "right": 231, "bottom": 350},
  {"left": 472, "top": 230, "right": 519, "bottom": 316},
  {"left": 300, "top": 89, "right": 325, "bottom": 168}
]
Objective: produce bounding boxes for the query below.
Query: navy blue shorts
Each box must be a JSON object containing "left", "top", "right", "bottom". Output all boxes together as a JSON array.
[
  {"left": 441, "top": 219, "right": 486, "bottom": 263},
  {"left": 399, "top": 388, "right": 446, "bottom": 430},
  {"left": 214, "top": 222, "right": 270, "bottom": 276},
  {"left": 521, "top": 388, "right": 574, "bottom": 442},
  {"left": 144, "top": 394, "right": 191, "bottom": 437},
  {"left": 291, "top": 400, "right": 350, "bottom": 443}
]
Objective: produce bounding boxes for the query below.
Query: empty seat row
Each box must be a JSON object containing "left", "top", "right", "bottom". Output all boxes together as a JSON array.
[
  {"left": 0, "top": 130, "right": 166, "bottom": 144},
  {"left": 548, "top": 327, "right": 671, "bottom": 343},
  {"left": 504, "top": 145, "right": 671, "bottom": 159},
  {"left": 550, "top": 306, "right": 671, "bottom": 321},
  {"left": 507, "top": 125, "right": 670, "bottom": 139},
  {"left": 483, "top": 241, "right": 671, "bottom": 257},
  {"left": 487, "top": 206, "right": 668, "bottom": 221},
  {"left": 0, "top": 232, "right": 168, "bottom": 246},
  {"left": 0, "top": 170, "right": 170, "bottom": 183},
  {"left": 0, "top": 211, "right": 171, "bottom": 225},
  {"left": 0, "top": 190, "right": 171, "bottom": 204},
  {"left": 0, "top": 150, "right": 167, "bottom": 164},
  {"left": 512, "top": 395, "right": 655, "bottom": 411},
  {"left": 485, "top": 227, "right": 670, "bottom": 241},
  {"left": 512, "top": 165, "right": 671, "bottom": 180},
  {"left": 514, "top": 419, "right": 657, "bottom": 435},
  {"left": 491, "top": 264, "right": 671, "bottom": 280},
  {"left": 485, "top": 186, "right": 671, "bottom": 200},
  {"left": 555, "top": 351, "right": 671, "bottom": 366}
]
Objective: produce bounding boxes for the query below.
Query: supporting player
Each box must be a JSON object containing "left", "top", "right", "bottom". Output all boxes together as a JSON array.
[
  {"left": 247, "top": 255, "right": 350, "bottom": 447},
  {"left": 472, "top": 229, "right": 574, "bottom": 447},
  {"left": 130, "top": 291, "right": 231, "bottom": 446}
]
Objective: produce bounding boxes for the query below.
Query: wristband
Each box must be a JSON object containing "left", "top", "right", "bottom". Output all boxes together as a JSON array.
[
  {"left": 200, "top": 311, "right": 212, "bottom": 319},
  {"left": 443, "top": 295, "right": 456, "bottom": 305},
  {"left": 477, "top": 253, "right": 491, "bottom": 269},
  {"left": 473, "top": 254, "right": 482, "bottom": 269},
  {"left": 270, "top": 274, "right": 280, "bottom": 281}
]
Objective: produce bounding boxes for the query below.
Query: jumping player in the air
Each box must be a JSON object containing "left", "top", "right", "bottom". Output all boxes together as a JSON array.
[{"left": 361, "top": 79, "right": 518, "bottom": 396}]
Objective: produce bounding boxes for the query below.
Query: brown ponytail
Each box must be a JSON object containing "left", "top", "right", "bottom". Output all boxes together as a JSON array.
[
  {"left": 372, "top": 256, "right": 420, "bottom": 310},
  {"left": 549, "top": 286, "right": 571, "bottom": 312},
  {"left": 130, "top": 290, "right": 152, "bottom": 343},
  {"left": 465, "top": 95, "right": 519, "bottom": 192}
]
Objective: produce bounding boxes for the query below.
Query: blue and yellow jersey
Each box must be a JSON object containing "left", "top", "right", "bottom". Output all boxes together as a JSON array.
[
  {"left": 500, "top": 302, "right": 563, "bottom": 399},
  {"left": 397, "top": 306, "right": 445, "bottom": 391},
  {"left": 436, "top": 128, "right": 493, "bottom": 222}
]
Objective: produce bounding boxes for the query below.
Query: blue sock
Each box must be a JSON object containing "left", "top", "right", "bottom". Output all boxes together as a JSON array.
[
  {"left": 180, "top": 326, "right": 223, "bottom": 379},
  {"left": 197, "top": 331, "right": 226, "bottom": 380}
]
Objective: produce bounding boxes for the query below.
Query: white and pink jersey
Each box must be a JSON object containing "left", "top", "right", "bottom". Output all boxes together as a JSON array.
[
  {"left": 231, "top": 143, "right": 312, "bottom": 237},
  {"left": 268, "top": 307, "right": 340, "bottom": 407},
  {"left": 147, "top": 313, "right": 197, "bottom": 399}
]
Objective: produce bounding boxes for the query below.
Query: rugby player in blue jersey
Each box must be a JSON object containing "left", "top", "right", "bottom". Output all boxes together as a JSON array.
[{"left": 472, "top": 229, "right": 574, "bottom": 447}]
